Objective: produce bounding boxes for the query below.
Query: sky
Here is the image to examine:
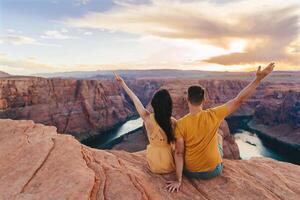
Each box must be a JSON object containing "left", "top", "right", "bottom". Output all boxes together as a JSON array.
[{"left": 0, "top": 0, "right": 299, "bottom": 75}]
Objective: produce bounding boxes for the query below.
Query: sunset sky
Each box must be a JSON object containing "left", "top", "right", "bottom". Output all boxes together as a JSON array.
[{"left": 0, "top": 0, "right": 299, "bottom": 75}]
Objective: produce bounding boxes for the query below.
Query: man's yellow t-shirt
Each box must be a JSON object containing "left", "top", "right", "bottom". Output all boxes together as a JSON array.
[{"left": 175, "top": 104, "right": 228, "bottom": 172}]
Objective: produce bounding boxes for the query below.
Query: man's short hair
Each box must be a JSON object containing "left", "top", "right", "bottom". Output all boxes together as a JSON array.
[{"left": 188, "top": 85, "right": 205, "bottom": 105}]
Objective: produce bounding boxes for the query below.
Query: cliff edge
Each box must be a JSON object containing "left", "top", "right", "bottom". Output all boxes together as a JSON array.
[{"left": 0, "top": 119, "right": 299, "bottom": 200}]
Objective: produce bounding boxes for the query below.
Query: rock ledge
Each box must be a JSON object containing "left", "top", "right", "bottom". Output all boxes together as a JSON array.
[{"left": 0, "top": 119, "right": 299, "bottom": 200}]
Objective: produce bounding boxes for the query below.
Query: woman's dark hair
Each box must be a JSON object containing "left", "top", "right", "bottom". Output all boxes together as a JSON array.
[{"left": 151, "top": 89, "right": 175, "bottom": 143}]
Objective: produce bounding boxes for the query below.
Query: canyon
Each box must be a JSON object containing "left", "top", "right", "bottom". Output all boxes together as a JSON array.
[
  {"left": 0, "top": 76, "right": 136, "bottom": 141},
  {"left": 1, "top": 119, "right": 299, "bottom": 200},
  {"left": 0, "top": 71, "right": 299, "bottom": 155},
  {"left": 1, "top": 70, "right": 300, "bottom": 199}
]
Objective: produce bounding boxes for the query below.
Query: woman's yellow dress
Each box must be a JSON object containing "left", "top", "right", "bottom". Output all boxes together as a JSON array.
[{"left": 146, "top": 114, "right": 175, "bottom": 174}]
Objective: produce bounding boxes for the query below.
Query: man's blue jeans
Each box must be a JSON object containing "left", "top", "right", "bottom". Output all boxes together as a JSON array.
[{"left": 183, "top": 144, "right": 224, "bottom": 180}]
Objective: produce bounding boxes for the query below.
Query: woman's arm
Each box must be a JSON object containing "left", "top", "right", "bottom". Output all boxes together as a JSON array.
[
  {"left": 166, "top": 138, "right": 184, "bottom": 192},
  {"left": 114, "top": 72, "right": 150, "bottom": 120}
]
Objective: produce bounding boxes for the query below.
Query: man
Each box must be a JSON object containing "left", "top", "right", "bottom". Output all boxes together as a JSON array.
[{"left": 166, "top": 63, "right": 275, "bottom": 192}]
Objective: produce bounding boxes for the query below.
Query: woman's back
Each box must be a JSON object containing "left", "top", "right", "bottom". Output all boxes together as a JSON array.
[
  {"left": 144, "top": 114, "right": 175, "bottom": 174},
  {"left": 113, "top": 75, "right": 175, "bottom": 174}
]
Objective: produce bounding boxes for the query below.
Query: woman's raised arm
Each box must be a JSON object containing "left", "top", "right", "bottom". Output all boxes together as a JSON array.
[{"left": 114, "top": 72, "right": 150, "bottom": 120}]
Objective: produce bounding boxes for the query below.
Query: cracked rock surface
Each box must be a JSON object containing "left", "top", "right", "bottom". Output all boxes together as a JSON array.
[{"left": 0, "top": 119, "right": 300, "bottom": 200}]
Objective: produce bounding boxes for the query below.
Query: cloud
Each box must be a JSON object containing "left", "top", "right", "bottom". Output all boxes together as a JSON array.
[
  {"left": 75, "top": 0, "right": 91, "bottom": 6},
  {"left": 0, "top": 54, "right": 103, "bottom": 75},
  {"left": 289, "top": 42, "right": 300, "bottom": 53},
  {"left": 65, "top": 0, "right": 300, "bottom": 68},
  {"left": 41, "top": 29, "right": 71, "bottom": 40},
  {"left": 112, "top": 0, "right": 149, "bottom": 7},
  {"left": 5, "top": 29, "right": 16, "bottom": 33},
  {"left": 0, "top": 54, "right": 55, "bottom": 71},
  {"left": 0, "top": 54, "right": 58, "bottom": 75},
  {"left": 0, "top": 35, "right": 37, "bottom": 45},
  {"left": 83, "top": 31, "right": 93, "bottom": 35},
  {"left": 0, "top": 33, "right": 60, "bottom": 47}
]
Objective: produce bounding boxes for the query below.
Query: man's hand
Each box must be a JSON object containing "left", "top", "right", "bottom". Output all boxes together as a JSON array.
[
  {"left": 225, "top": 62, "right": 275, "bottom": 116},
  {"left": 256, "top": 63, "right": 275, "bottom": 81},
  {"left": 166, "top": 180, "right": 182, "bottom": 193}
]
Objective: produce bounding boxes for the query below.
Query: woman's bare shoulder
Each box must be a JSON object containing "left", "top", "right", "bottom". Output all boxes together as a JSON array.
[
  {"left": 171, "top": 116, "right": 177, "bottom": 123},
  {"left": 171, "top": 116, "right": 177, "bottom": 128}
]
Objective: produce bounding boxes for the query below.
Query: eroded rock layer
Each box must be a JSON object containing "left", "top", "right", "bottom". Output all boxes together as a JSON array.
[
  {"left": 1, "top": 76, "right": 299, "bottom": 153},
  {"left": 1, "top": 119, "right": 300, "bottom": 200},
  {"left": 0, "top": 77, "right": 134, "bottom": 140}
]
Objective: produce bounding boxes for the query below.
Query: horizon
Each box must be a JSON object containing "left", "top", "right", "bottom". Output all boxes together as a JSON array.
[
  {"left": 1, "top": 0, "right": 300, "bottom": 75},
  {"left": 2, "top": 68, "right": 300, "bottom": 78}
]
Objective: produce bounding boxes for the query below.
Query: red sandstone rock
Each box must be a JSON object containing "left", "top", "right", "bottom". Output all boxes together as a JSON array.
[
  {"left": 251, "top": 90, "right": 300, "bottom": 145},
  {"left": 0, "top": 119, "right": 300, "bottom": 200},
  {"left": 0, "top": 77, "right": 134, "bottom": 140},
  {"left": 219, "top": 120, "right": 240, "bottom": 159},
  {"left": 1, "top": 76, "right": 299, "bottom": 156}
]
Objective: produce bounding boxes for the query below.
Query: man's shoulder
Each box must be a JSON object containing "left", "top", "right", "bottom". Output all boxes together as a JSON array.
[
  {"left": 177, "top": 113, "right": 191, "bottom": 123},
  {"left": 205, "top": 104, "right": 228, "bottom": 119}
]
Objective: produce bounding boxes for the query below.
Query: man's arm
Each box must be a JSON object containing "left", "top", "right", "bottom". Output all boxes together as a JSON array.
[
  {"left": 114, "top": 72, "right": 150, "bottom": 120},
  {"left": 225, "top": 63, "right": 275, "bottom": 116},
  {"left": 166, "top": 138, "right": 184, "bottom": 193}
]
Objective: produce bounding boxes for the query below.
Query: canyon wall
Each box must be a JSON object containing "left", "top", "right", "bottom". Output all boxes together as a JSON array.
[
  {"left": 0, "top": 77, "right": 134, "bottom": 140},
  {"left": 127, "top": 79, "right": 162, "bottom": 105},
  {"left": 1, "top": 119, "right": 300, "bottom": 200},
  {"left": 1, "top": 76, "right": 299, "bottom": 154},
  {"left": 251, "top": 90, "right": 300, "bottom": 148}
]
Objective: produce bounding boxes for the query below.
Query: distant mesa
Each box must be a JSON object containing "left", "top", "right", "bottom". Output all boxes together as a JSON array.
[
  {"left": 0, "top": 71, "right": 10, "bottom": 78},
  {"left": 34, "top": 69, "right": 300, "bottom": 81}
]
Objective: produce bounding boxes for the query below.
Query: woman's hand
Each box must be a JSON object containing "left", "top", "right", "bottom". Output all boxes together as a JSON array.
[
  {"left": 166, "top": 180, "right": 182, "bottom": 193},
  {"left": 114, "top": 72, "right": 125, "bottom": 85}
]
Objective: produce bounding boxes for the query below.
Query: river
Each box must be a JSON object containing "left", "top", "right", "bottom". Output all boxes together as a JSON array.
[
  {"left": 82, "top": 117, "right": 144, "bottom": 149},
  {"left": 234, "top": 130, "right": 287, "bottom": 161},
  {"left": 83, "top": 117, "right": 299, "bottom": 165},
  {"left": 227, "top": 116, "right": 300, "bottom": 165}
]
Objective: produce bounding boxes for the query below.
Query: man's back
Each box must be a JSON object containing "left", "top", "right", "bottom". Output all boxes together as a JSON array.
[
  {"left": 167, "top": 64, "right": 274, "bottom": 191},
  {"left": 175, "top": 104, "right": 228, "bottom": 172}
]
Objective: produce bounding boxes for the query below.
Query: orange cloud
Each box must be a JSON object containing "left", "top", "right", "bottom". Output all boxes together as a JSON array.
[{"left": 65, "top": 0, "right": 300, "bottom": 69}]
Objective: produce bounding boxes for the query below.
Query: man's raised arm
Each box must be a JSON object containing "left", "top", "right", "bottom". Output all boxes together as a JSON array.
[{"left": 225, "top": 63, "right": 275, "bottom": 116}]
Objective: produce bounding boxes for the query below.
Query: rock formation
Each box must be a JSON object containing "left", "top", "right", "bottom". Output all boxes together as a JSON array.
[
  {"left": 1, "top": 75, "right": 299, "bottom": 156},
  {"left": 1, "top": 119, "right": 300, "bottom": 200},
  {"left": 0, "top": 71, "right": 10, "bottom": 77},
  {"left": 251, "top": 90, "right": 300, "bottom": 147},
  {"left": 0, "top": 77, "right": 134, "bottom": 140},
  {"left": 113, "top": 128, "right": 148, "bottom": 152}
]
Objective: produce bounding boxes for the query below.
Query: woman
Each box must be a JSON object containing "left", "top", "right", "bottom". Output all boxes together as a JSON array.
[{"left": 114, "top": 72, "right": 175, "bottom": 174}]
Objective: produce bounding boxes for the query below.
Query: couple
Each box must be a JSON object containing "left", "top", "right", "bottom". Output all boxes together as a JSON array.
[{"left": 114, "top": 63, "right": 275, "bottom": 192}]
